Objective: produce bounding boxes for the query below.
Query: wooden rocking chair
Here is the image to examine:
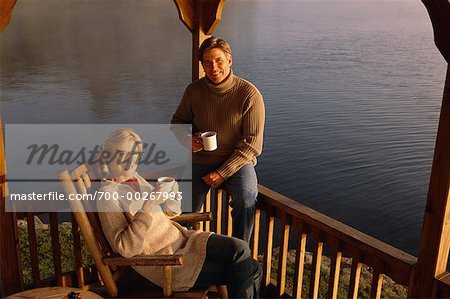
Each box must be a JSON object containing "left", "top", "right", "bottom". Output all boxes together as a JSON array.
[{"left": 58, "top": 164, "right": 226, "bottom": 298}]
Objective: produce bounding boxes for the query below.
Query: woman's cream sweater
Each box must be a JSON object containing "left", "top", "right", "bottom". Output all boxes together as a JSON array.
[{"left": 96, "top": 174, "right": 212, "bottom": 291}]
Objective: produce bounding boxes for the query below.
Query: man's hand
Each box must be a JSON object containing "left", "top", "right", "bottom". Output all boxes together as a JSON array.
[
  {"left": 192, "top": 134, "right": 203, "bottom": 153},
  {"left": 202, "top": 171, "right": 225, "bottom": 188}
]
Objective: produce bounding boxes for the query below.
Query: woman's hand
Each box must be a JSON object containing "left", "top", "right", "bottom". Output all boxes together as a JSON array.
[
  {"left": 141, "top": 181, "right": 176, "bottom": 211},
  {"left": 154, "top": 181, "right": 174, "bottom": 194},
  {"left": 161, "top": 182, "right": 182, "bottom": 217}
]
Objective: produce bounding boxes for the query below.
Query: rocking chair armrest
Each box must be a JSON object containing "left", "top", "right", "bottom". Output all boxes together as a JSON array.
[
  {"left": 172, "top": 212, "right": 213, "bottom": 224},
  {"left": 103, "top": 253, "right": 184, "bottom": 267}
]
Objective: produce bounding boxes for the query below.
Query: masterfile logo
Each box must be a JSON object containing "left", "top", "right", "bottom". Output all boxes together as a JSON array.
[{"left": 4, "top": 124, "right": 193, "bottom": 212}]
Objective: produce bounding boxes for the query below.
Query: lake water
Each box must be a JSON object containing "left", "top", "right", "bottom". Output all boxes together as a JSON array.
[{"left": 1, "top": 0, "right": 447, "bottom": 255}]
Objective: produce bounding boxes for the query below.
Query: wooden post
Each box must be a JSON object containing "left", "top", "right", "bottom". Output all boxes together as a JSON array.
[
  {"left": 421, "top": 0, "right": 450, "bottom": 62},
  {"left": 173, "top": 0, "right": 226, "bottom": 81},
  {"left": 409, "top": 1, "right": 450, "bottom": 297},
  {"left": 410, "top": 64, "right": 450, "bottom": 297},
  {"left": 192, "top": 0, "right": 207, "bottom": 81},
  {"left": 0, "top": 118, "right": 22, "bottom": 295}
]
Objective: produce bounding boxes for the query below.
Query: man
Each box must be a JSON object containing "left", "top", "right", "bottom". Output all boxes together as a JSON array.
[{"left": 171, "top": 37, "right": 265, "bottom": 242}]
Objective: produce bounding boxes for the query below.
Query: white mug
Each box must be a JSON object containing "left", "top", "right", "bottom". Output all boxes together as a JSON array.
[
  {"left": 201, "top": 131, "right": 217, "bottom": 151},
  {"left": 157, "top": 176, "right": 175, "bottom": 189}
]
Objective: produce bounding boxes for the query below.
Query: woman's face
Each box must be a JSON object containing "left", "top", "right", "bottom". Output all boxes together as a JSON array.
[{"left": 107, "top": 139, "right": 143, "bottom": 181}]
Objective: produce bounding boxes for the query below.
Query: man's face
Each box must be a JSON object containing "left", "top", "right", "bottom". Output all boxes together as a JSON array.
[{"left": 201, "top": 48, "right": 232, "bottom": 84}]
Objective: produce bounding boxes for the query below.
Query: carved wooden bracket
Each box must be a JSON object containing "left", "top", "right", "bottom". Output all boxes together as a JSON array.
[{"left": 173, "top": 0, "right": 225, "bottom": 35}]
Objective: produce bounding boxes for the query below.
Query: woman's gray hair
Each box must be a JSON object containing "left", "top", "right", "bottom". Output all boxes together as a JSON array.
[{"left": 103, "top": 128, "right": 142, "bottom": 153}]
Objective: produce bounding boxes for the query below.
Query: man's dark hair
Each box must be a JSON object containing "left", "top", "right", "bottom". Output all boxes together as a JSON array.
[{"left": 198, "top": 36, "right": 232, "bottom": 61}]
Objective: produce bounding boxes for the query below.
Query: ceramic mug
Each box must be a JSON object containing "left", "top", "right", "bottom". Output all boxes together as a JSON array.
[{"left": 200, "top": 131, "right": 217, "bottom": 151}]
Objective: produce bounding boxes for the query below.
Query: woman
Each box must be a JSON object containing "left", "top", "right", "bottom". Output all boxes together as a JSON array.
[{"left": 96, "top": 128, "right": 261, "bottom": 298}]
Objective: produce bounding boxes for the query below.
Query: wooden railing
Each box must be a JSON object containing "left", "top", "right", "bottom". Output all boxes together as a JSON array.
[
  {"left": 14, "top": 211, "right": 99, "bottom": 290},
  {"left": 201, "top": 185, "right": 417, "bottom": 298},
  {"left": 9, "top": 184, "right": 417, "bottom": 298}
]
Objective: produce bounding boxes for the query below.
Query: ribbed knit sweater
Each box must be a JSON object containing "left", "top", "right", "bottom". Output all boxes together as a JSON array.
[
  {"left": 171, "top": 71, "right": 265, "bottom": 179},
  {"left": 97, "top": 174, "right": 212, "bottom": 291}
]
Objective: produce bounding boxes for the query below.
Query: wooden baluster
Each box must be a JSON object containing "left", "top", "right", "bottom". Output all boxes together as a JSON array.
[
  {"left": 205, "top": 190, "right": 211, "bottom": 232},
  {"left": 309, "top": 237, "right": 323, "bottom": 299},
  {"left": 293, "top": 223, "right": 307, "bottom": 299},
  {"left": 216, "top": 189, "right": 222, "bottom": 234},
  {"left": 252, "top": 208, "right": 261, "bottom": 259},
  {"left": 198, "top": 202, "right": 204, "bottom": 231},
  {"left": 276, "top": 215, "right": 290, "bottom": 296},
  {"left": 348, "top": 253, "right": 362, "bottom": 299},
  {"left": 49, "top": 213, "right": 62, "bottom": 286},
  {"left": 227, "top": 194, "right": 232, "bottom": 236},
  {"left": 15, "top": 214, "right": 24, "bottom": 290},
  {"left": 370, "top": 266, "right": 383, "bottom": 299},
  {"left": 327, "top": 240, "right": 342, "bottom": 299},
  {"left": 71, "top": 214, "right": 84, "bottom": 287},
  {"left": 26, "top": 212, "right": 40, "bottom": 287},
  {"left": 263, "top": 210, "right": 275, "bottom": 287}
]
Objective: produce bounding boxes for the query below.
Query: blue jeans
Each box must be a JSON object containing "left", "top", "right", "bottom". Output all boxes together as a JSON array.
[
  {"left": 194, "top": 234, "right": 262, "bottom": 298},
  {"left": 192, "top": 163, "right": 258, "bottom": 242},
  {"left": 115, "top": 234, "right": 262, "bottom": 298}
]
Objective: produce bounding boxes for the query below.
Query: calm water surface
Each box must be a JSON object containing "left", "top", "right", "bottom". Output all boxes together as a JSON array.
[{"left": 1, "top": 0, "right": 447, "bottom": 255}]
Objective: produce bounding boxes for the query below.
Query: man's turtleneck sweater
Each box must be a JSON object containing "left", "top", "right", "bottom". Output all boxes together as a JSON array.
[{"left": 172, "top": 71, "right": 265, "bottom": 179}]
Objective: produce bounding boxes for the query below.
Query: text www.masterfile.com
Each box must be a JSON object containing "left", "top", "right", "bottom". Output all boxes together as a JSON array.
[{"left": 9, "top": 191, "right": 183, "bottom": 201}]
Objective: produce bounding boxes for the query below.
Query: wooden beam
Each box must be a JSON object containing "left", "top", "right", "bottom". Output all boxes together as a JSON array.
[
  {"left": 276, "top": 216, "right": 290, "bottom": 296},
  {"left": 252, "top": 208, "right": 260, "bottom": 258},
  {"left": 173, "top": 0, "right": 227, "bottom": 81},
  {"left": 327, "top": 240, "right": 343, "bottom": 299},
  {"left": 263, "top": 211, "right": 274, "bottom": 287},
  {"left": 410, "top": 64, "right": 450, "bottom": 297},
  {"left": 309, "top": 238, "right": 323, "bottom": 299},
  {"left": 293, "top": 227, "right": 307, "bottom": 299},
  {"left": 421, "top": 0, "right": 450, "bottom": 62},
  {"left": 0, "top": 119, "right": 22, "bottom": 295},
  {"left": 227, "top": 194, "right": 233, "bottom": 237},
  {"left": 191, "top": 28, "right": 207, "bottom": 81},
  {"left": 370, "top": 267, "right": 383, "bottom": 299},
  {"left": 215, "top": 189, "right": 222, "bottom": 234},
  {"left": 173, "top": 0, "right": 206, "bottom": 80},
  {"left": 348, "top": 256, "right": 362, "bottom": 299}
]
